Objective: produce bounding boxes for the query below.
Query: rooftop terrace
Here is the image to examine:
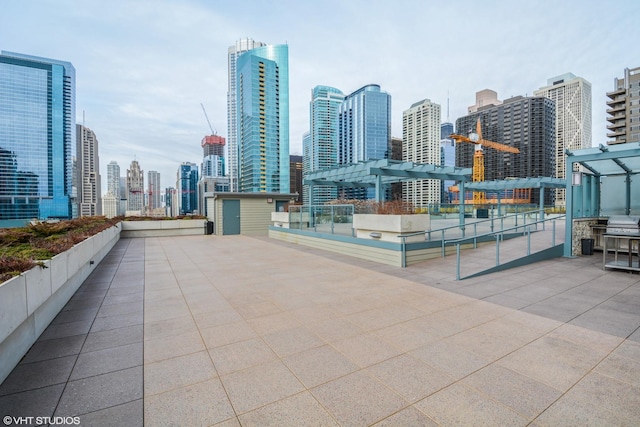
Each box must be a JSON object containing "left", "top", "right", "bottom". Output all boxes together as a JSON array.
[{"left": 1, "top": 234, "right": 639, "bottom": 426}]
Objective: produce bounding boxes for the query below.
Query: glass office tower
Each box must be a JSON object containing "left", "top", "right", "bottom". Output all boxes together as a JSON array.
[
  {"left": 227, "top": 38, "right": 265, "bottom": 192},
  {"left": 338, "top": 84, "right": 391, "bottom": 199},
  {"left": 0, "top": 51, "right": 76, "bottom": 225},
  {"left": 236, "top": 44, "right": 289, "bottom": 193}
]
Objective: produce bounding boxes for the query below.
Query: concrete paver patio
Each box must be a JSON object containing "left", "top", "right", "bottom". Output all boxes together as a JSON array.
[{"left": 1, "top": 233, "right": 639, "bottom": 426}]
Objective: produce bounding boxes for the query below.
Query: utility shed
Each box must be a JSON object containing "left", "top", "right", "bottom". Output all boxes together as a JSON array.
[{"left": 206, "top": 192, "right": 298, "bottom": 236}]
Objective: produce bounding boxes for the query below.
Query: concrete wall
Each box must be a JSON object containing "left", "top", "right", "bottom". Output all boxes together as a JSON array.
[
  {"left": 0, "top": 224, "right": 121, "bottom": 384},
  {"left": 269, "top": 227, "right": 403, "bottom": 266},
  {"left": 120, "top": 219, "right": 206, "bottom": 238}
]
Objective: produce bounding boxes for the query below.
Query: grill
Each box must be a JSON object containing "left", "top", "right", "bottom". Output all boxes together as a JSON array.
[{"left": 606, "top": 215, "right": 640, "bottom": 235}]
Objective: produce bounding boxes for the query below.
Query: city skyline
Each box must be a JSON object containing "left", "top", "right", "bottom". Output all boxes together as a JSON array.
[{"left": 1, "top": 0, "right": 639, "bottom": 192}]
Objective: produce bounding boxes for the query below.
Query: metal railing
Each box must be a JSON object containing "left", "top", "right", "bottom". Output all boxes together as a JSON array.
[
  {"left": 288, "top": 204, "right": 355, "bottom": 236},
  {"left": 445, "top": 215, "right": 565, "bottom": 280}
]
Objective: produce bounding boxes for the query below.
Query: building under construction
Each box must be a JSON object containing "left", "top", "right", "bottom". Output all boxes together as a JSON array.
[{"left": 455, "top": 94, "right": 556, "bottom": 205}]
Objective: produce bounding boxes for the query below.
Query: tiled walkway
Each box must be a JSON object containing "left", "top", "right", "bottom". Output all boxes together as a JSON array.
[
  {"left": 1, "top": 234, "right": 640, "bottom": 426},
  {"left": 0, "top": 239, "right": 144, "bottom": 426}
]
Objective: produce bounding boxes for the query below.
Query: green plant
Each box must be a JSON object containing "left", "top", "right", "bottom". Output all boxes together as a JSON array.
[{"left": 0, "top": 216, "right": 120, "bottom": 282}]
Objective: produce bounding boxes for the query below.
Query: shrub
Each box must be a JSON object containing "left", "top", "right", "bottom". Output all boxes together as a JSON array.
[{"left": 0, "top": 216, "right": 120, "bottom": 282}]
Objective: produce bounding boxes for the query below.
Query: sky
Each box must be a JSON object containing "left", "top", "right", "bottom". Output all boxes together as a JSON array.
[{"left": 2, "top": 0, "right": 639, "bottom": 192}]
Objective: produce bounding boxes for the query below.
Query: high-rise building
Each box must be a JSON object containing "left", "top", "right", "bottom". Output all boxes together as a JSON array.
[
  {"left": 338, "top": 84, "right": 391, "bottom": 165},
  {"left": 402, "top": 99, "right": 441, "bottom": 207},
  {"left": 102, "top": 193, "right": 117, "bottom": 219},
  {"left": 289, "top": 155, "right": 303, "bottom": 202},
  {"left": 0, "top": 51, "right": 76, "bottom": 224},
  {"left": 468, "top": 89, "right": 502, "bottom": 113},
  {"left": 236, "top": 44, "right": 289, "bottom": 193},
  {"left": 201, "top": 135, "right": 226, "bottom": 178},
  {"left": 303, "top": 85, "right": 344, "bottom": 205},
  {"left": 76, "top": 124, "right": 101, "bottom": 216},
  {"left": 147, "top": 170, "right": 161, "bottom": 211},
  {"left": 165, "top": 187, "right": 177, "bottom": 217},
  {"left": 456, "top": 94, "right": 556, "bottom": 205},
  {"left": 177, "top": 162, "right": 198, "bottom": 215},
  {"left": 202, "top": 135, "right": 225, "bottom": 158},
  {"left": 227, "top": 38, "right": 266, "bottom": 192},
  {"left": 440, "top": 123, "right": 455, "bottom": 203},
  {"left": 606, "top": 66, "right": 640, "bottom": 145},
  {"left": 534, "top": 73, "right": 592, "bottom": 206},
  {"left": 126, "top": 160, "right": 144, "bottom": 213},
  {"left": 107, "top": 161, "right": 120, "bottom": 198}
]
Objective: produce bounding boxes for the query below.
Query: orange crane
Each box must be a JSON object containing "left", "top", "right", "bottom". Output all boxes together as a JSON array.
[{"left": 450, "top": 118, "right": 520, "bottom": 205}]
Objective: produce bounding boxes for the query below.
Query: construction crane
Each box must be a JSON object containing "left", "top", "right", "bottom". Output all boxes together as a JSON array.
[
  {"left": 450, "top": 118, "right": 520, "bottom": 205},
  {"left": 200, "top": 103, "right": 217, "bottom": 135}
]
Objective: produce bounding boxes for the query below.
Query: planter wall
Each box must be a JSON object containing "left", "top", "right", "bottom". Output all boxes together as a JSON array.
[
  {"left": 0, "top": 224, "right": 121, "bottom": 384},
  {"left": 353, "top": 214, "right": 430, "bottom": 243},
  {"left": 120, "top": 219, "right": 206, "bottom": 238}
]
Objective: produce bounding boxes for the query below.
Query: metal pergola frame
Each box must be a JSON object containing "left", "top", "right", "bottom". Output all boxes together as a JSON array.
[
  {"left": 304, "top": 159, "right": 567, "bottom": 228},
  {"left": 564, "top": 142, "right": 640, "bottom": 257}
]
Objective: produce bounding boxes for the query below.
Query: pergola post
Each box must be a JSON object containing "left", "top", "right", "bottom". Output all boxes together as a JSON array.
[
  {"left": 539, "top": 187, "right": 545, "bottom": 222},
  {"left": 564, "top": 156, "right": 574, "bottom": 257}
]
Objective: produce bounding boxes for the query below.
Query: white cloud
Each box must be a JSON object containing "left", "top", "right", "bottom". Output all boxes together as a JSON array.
[{"left": 2, "top": 0, "right": 639, "bottom": 192}]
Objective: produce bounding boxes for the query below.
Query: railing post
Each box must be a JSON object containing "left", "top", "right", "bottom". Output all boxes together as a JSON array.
[
  {"left": 331, "top": 205, "right": 335, "bottom": 234},
  {"left": 496, "top": 234, "right": 500, "bottom": 266},
  {"left": 527, "top": 227, "right": 531, "bottom": 255},
  {"left": 552, "top": 219, "right": 556, "bottom": 245},
  {"left": 401, "top": 236, "right": 407, "bottom": 268},
  {"left": 456, "top": 243, "right": 461, "bottom": 281}
]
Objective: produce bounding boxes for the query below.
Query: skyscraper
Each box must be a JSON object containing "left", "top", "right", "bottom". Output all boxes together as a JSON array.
[
  {"left": 402, "top": 99, "right": 441, "bottom": 207},
  {"left": 177, "top": 162, "right": 198, "bottom": 215},
  {"left": 0, "top": 51, "right": 76, "bottom": 224},
  {"left": 534, "top": 73, "right": 592, "bottom": 206},
  {"left": 606, "top": 66, "right": 640, "bottom": 145},
  {"left": 201, "top": 135, "right": 225, "bottom": 178},
  {"left": 289, "top": 155, "right": 303, "bottom": 202},
  {"left": 303, "top": 85, "right": 344, "bottom": 205},
  {"left": 107, "top": 161, "right": 120, "bottom": 198},
  {"left": 126, "top": 160, "right": 144, "bottom": 213},
  {"left": 76, "top": 124, "right": 101, "bottom": 216},
  {"left": 236, "top": 44, "right": 289, "bottom": 193},
  {"left": 227, "top": 38, "right": 266, "bottom": 192},
  {"left": 338, "top": 84, "right": 391, "bottom": 166},
  {"left": 456, "top": 94, "right": 556, "bottom": 205},
  {"left": 147, "top": 170, "right": 161, "bottom": 211},
  {"left": 337, "top": 84, "right": 391, "bottom": 199}
]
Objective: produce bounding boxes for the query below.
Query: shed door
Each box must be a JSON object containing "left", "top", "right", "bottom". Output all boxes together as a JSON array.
[{"left": 222, "top": 199, "right": 240, "bottom": 235}]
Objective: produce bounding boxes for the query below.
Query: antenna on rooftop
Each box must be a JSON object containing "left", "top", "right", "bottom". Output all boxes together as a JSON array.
[
  {"left": 200, "top": 103, "right": 217, "bottom": 135},
  {"left": 447, "top": 91, "right": 450, "bottom": 123}
]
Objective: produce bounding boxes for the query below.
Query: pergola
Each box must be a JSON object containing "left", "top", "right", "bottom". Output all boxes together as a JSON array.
[
  {"left": 564, "top": 142, "right": 640, "bottom": 257},
  {"left": 465, "top": 177, "right": 566, "bottom": 218},
  {"left": 303, "top": 159, "right": 566, "bottom": 227}
]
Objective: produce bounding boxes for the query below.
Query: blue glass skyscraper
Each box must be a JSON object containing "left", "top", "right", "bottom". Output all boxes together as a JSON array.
[
  {"left": 236, "top": 44, "right": 289, "bottom": 193},
  {"left": 0, "top": 51, "right": 76, "bottom": 225},
  {"left": 338, "top": 84, "right": 391, "bottom": 199},
  {"left": 178, "top": 162, "right": 198, "bottom": 215}
]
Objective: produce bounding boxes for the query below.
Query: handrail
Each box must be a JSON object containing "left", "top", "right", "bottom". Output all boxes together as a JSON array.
[{"left": 449, "top": 215, "right": 565, "bottom": 280}]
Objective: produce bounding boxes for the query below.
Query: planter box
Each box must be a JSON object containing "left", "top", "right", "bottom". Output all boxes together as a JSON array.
[
  {"left": 271, "top": 212, "right": 310, "bottom": 229},
  {"left": 120, "top": 219, "right": 206, "bottom": 237},
  {"left": 353, "top": 214, "right": 430, "bottom": 243},
  {"left": 0, "top": 224, "right": 120, "bottom": 384}
]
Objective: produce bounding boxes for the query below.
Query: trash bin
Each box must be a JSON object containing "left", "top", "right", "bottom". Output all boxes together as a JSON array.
[
  {"left": 476, "top": 208, "right": 489, "bottom": 219},
  {"left": 205, "top": 221, "right": 214, "bottom": 235},
  {"left": 581, "top": 238, "right": 594, "bottom": 255}
]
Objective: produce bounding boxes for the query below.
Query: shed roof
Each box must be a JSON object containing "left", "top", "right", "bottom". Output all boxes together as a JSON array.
[{"left": 567, "top": 143, "right": 640, "bottom": 176}]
